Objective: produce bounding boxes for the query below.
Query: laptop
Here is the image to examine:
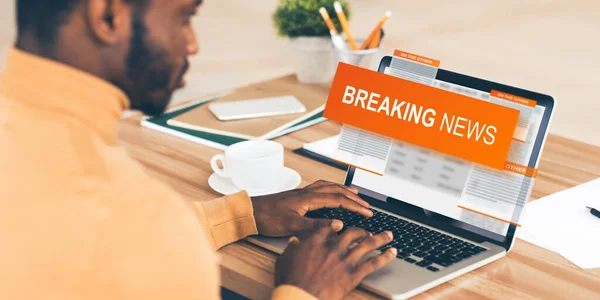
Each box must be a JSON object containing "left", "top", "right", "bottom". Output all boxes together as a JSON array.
[{"left": 249, "top": 56, "right": 555, "bottom": 299}]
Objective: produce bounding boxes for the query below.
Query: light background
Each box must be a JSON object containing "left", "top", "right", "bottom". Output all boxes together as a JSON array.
[{"left": 1, "top": 0, "right": 599, "bottom": 146}]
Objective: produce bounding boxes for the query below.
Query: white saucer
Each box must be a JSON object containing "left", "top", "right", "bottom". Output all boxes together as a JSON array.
[{"left": 208, "top": 167, "right": 302, "bottom": 197}]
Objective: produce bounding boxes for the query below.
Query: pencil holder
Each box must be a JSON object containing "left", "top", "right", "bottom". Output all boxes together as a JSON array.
[
  {"left": 334, "top": 39, "right": 382, "bottom": 71},
  {"left": 289, "top": 37, "right": 337, "bottom": 84}
]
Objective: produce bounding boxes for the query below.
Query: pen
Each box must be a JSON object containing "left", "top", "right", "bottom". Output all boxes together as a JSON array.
[
  {"left": 360, "top": 11, "right": 392, "bottom": 50},
  {"left": 319, "top": 7, "right": 347, "bottom": 50},
  {"left": 587, "top": 206, "right": 600, "bottom": 219},
  {"left": 334, "top": 1, "right": 358, "bottom": 50}
]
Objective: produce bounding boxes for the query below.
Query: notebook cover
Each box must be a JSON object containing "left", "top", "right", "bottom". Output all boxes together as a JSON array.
[
  {"left": 143, "top": 98, "right": 247, "bottom": 148},
  {"left": 168, "top": 76, "right": 329, "bottom": 139}
]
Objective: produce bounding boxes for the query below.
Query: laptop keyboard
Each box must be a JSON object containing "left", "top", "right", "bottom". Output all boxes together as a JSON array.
[{"left": 306, "top": 208, "right": 488, "bottom": 272}]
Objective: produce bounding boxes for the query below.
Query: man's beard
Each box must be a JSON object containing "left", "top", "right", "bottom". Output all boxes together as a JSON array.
[{"left": 125, "top": 14, "right": 188, "bottom": 116}]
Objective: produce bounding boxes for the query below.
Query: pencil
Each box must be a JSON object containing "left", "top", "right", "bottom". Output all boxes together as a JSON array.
[
  {"left": 319, "top": 7, "right": 347, "bottom": 50},
  {"left": 368, "top": 29, "right": 382, "bottom": 49},
  {"left": 359, "top": 11, "right": 391, "bottom": 50},
  {"left": 319, "top": 7, "right": 338, "bottom": 34},
  {"left": 334, "top": 1, "right": 358, "bottom": 50}
]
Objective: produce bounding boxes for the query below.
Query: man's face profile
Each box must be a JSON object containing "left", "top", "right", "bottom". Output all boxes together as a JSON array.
[
  {"left": 15, "top": 0, "right": 201, "bottom": 116},
  {"left": 122, "top": 0, "right": 200, "bottom": 116}
]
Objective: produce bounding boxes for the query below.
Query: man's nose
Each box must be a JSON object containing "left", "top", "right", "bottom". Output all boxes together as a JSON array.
[{"left": 187, "top": 29, "right": 199, "bottom": 56}]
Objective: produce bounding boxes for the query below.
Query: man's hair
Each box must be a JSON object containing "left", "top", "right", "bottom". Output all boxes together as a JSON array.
[{"left": 16, "top": 0, "right": 147, "bottom": 45}]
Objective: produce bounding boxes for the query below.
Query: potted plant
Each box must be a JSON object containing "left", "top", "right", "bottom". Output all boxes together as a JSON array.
[{"left": 273, "top": 0, "right": 351, "bottom": 83}]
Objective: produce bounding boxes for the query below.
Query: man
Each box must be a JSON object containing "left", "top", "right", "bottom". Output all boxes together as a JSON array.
[{"left": 0, "top": 0, "right": 397, "bottom": 299}]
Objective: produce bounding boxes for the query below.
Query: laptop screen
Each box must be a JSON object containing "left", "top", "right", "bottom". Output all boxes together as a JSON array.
[{"left": 346, "top": 58, "right": 553, "bottom": 242}]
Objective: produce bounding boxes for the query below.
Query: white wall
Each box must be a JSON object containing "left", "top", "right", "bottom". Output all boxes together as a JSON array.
[{"left": 1, "top": 0, "right": 599, "bottom": 146}]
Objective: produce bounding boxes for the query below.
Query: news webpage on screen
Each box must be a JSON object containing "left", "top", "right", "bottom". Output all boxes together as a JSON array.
[
  {"left": 330, "top": 51, "right": 544, "bottom": 236},
  {"left": 349, "top": 78, "right": 545, "bottom": 236}
]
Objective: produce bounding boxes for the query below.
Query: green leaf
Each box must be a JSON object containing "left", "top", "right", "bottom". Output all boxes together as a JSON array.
[{"left": 273, "top": 0, "right": 351, "bottom": 38}]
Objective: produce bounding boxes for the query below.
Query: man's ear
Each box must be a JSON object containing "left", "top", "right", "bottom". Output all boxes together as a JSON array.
[{"left": 86, "top": 0, "right": 132, "bottom": 45}]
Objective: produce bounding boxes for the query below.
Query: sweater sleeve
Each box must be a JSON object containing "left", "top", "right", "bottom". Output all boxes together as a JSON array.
[
  {"left": 189, "top": 192, "right": 318, "bottom": 300},
  {"left": 191, "top": 191, "right": 258, "bottom": 249}
]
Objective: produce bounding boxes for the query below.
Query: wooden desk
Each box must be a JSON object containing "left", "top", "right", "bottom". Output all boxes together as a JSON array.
[{"left": 118, "top": 76, "right": 600, "bottom": 299}]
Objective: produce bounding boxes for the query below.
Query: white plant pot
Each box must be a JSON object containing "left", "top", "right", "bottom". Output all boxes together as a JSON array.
[{"left": 289, "top": 37, "right": 336, "bottom": 84}]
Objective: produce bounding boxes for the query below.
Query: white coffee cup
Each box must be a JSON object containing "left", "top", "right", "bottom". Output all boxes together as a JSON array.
[{"left": 210, "top": 140, "right": 284, "bottom": 193}]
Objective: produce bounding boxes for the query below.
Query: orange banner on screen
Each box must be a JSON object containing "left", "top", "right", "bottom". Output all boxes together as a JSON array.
[
  {"left": 323, "top": 63, "right": 520, "bottom": 170},
  {"left": 393, "top": 49, "right": 440, "bottom": 67},
  {"left": 491, "top": 90, "right": 537, "bottom": 107},
  {"left": 504, "top": 162, "right": 538, "bottom": 178}
]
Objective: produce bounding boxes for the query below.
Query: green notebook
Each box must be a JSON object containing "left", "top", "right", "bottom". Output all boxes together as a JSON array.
[{"left": 141, "top": 97, "right": 326, "bottom": 150}]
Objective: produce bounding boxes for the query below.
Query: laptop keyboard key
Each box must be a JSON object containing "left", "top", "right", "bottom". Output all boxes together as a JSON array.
[
  {"left": 428, "top": 249, "right": 443, "bottom": 256},
  {"left": 433, "top": 244, "right": 446, "bottom": 250},
  {"left": 413, "top": 251, "right": 427, "bottom": 258},
  {"left": 439, "top": 239, "right": 452, "bottom": 245},
  {"left": 417, "top": 245, "right": 432, "bottom": 252},
  {"left": 404, "top": 234, "right": 418, "bottom": 241},
  {"left": 401, "top": 247, "right": 416, "bottom": 253},
  {"left": 426, "top": 266, "right": 440, "bottom": 272},
  {"left": 437, "top": 245, "right": 451, "bottom": 252},
  {"left": 445, "top": 248, "right": 461, "bottom": 255},
  {"left": 397, "top": 238, "right": 409, "bottom": 244},
  {"left": 438, "top": 254, "right": 458, "bottom": 263},
  {"left": 404, "top": 258, "right": 417, "bottom": 264},
  {"left": 407, "top": 241, "right": 421, "bottom": 247},
  {"left": 437, "top": 260, "right": 453, "bottom": 267},
  {"left": 416, "top": 260, "right": 432, "bottom": 267},
  {"left": 423, "top": 241, "right": 437, "bottom": 247}
]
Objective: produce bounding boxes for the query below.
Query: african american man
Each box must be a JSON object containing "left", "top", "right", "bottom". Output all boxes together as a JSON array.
[{"left": 0, "top": 0, "right": 397, "bottom": 299}]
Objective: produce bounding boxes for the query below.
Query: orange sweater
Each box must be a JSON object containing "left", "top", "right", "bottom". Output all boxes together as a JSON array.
[{"left": 0, "top": 48, "right": 315, "bottom": 300}]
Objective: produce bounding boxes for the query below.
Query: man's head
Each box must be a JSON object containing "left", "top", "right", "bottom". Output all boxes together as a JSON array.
[{"left": 16, "top": 0, "right": 201, "bottom": 115}]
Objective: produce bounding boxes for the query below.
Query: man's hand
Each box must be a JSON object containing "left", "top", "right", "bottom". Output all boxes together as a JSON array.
[
  {"left": 251, "top": 180, "right": 373, "bottom": 237},
  {"left": 275, "top": 227, "right": 397, "bottom": 300}
]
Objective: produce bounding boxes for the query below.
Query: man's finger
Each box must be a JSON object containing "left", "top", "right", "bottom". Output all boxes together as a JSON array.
[
  {"left": 346, "top": 231, "right": 393, "bottom": 263},
  {"left": 305, "top": 180, "right": 336, "bottom": 189},
  {"left": 338, "top": 227, "right": 371, "bottom": 250},
  {"left": 354, "top": 248, "right": 397, "bottom": 282},
  {"left": 297, "top": 217, "right": 344, "bottom": 233},
  {"left": 283, "top": 236, "right": 301, "bottom": 253},
  {"left": 307, "top": 193, "right": 374, "bottom": 217},
  {"left": 311, "top": 184, "right": 369, "bottom": 208},
  {"left": 288, "top": 236, "right": 300, "bottom": 245}
]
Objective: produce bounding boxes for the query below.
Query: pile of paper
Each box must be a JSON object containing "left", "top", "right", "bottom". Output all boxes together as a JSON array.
[{"left": 517, "top": 178, "right": 600, "bottom": 269}]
